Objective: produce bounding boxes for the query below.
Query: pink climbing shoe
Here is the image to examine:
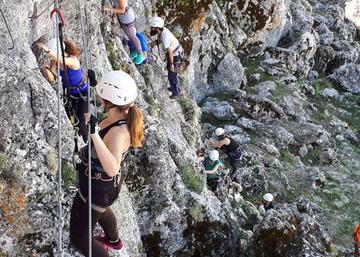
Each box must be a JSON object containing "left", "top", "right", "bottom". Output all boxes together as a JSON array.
[{"left": 97, "top": 236, "right": 124, "bottom": 252}]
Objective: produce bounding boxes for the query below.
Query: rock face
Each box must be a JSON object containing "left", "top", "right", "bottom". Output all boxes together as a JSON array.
[
  {"left": 250, "top": 202, "right": 332, "bottom": 257},
  {"left": 201, "top": 97, "right": 238, "bottom": 121},
  {"left": 1, "top": 0, "right": 360, "bottom": 256},
  {"left": 329, "top": 64, "right": 360, "bottom": 93},
  {"left": 184, "top": 0, "right": 292, "bottom": 102},
  {"left": 262, "top": 32, "right": 317, "bottom": 78}
]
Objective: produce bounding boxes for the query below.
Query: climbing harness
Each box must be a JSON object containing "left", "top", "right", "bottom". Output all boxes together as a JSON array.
[
  {"left": 50, "top": 1, "right": 64, "bottom": 255},
  {"left": 0, "top": 8, "right": 15, "bottom": 50}
]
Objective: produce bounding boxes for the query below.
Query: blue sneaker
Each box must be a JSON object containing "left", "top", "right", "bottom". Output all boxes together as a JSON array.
[
  {"left": 134, "top": 53, "right": 145, "bottom": 65},
  {"left": 129, "top": 51, "right": 137, "bottom": 61}
]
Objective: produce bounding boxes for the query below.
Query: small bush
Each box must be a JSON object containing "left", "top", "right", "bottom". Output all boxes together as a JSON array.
[
  {"left": 105, "top": 42, "right": 120, "bottom": 70},
  {"left": 144, "top": 93, "right": 160, "bottom": 116},
  {"left": 311, "top": 79, "right": 334, "bottom": 95},
  {"left": 189, "top": 203, "right": 203, "bottom": 222},
  {"left": 329, "top": 243, "right": 338, "bottom": 257},
  {"left": 179, "top": 164, "right": 203, "bottom": 193},
  {"left": 61, "top": 161, "right": 76, "bottom": 189},
  {"left": 178, "top": 96, "right": 197, "bottom": 124}
]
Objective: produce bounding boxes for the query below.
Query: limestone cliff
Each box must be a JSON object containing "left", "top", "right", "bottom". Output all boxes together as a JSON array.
[{"left": 0, "top": 0, "right": 359, "bottom": 257}]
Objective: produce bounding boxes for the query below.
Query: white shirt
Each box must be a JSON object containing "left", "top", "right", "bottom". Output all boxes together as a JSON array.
[{"left": 160, "top": 27, "right": 181, "bottom": 56}]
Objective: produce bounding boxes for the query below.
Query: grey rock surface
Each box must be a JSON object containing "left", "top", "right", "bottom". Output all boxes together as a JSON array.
[
  {"left": 1, "top": 0, "right": 360, "bottom": 256},
  {"left": 329, "top": 64, "right": 360, "bottom": 93}
]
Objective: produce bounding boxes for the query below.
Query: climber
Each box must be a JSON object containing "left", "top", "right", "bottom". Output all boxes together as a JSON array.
[
  {"left": 149, "top": 16, "right": 183, "bottom": 99},
  {"left": 209, "top": 127, "right": 242, "bottom": 177},
  {"left": 37, "top": 38, "right": 88, "bottom": 142},
  {"left": 258, "top": 193, "right": 274, "bottom": 215},
  {"left": 199, "top": 150, "right": 222, "bottom": 192},
  {"left": 103, "top": 0, "right": 145, "bottom": 65},
  {"left": 353, "top": 223, "right": 360, "bottom": 257},
  {"left": 125, "top": 31, "right": 149, "bottom": 65},
  {"left": 69, "top": 71, "right": 144, "bottom": 256}
]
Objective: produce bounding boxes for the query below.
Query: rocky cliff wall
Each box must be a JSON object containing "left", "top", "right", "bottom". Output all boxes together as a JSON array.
[{"left": 0, "top": 0, "right": 359, "bottom": 256}]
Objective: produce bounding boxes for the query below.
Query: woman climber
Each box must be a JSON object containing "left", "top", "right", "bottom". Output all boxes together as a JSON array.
[
  {"left": 37, "top": 38, "right": 88, "bottom": 142},
  {"left": 69, "top": 71, "right": 144, "bottom": 256},
  {"left": 103, "top": 0, "right": 145, "bottom": 65}
]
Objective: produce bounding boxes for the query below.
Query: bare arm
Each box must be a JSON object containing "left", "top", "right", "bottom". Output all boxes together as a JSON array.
[
  {"left": 166, "top": 47, "right": 174, "bottom": 64},
  {"left": 209, "top": 138, "right": 229, "bottom": 148},
  {"left": 91, "top": 125, "right": 130, "bottom": 177},
  {"left": 103, "top": 0, "right": 126, "bottom": 14},
  {"left": 37, "top": 42, "right": 80, "bottom": 69},
  {"left": 47, "top": 51, "right": 80, "bottom": 69},
  {"left": 44, "top": 60, "right": 57, "bottom": 83},
  {"left": 204, "top": 164, "right": 220, "bottom": 175}
]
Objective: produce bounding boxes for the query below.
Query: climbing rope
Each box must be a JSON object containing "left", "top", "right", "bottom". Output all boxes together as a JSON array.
[
  {"left": 50, "top": 1, "right": 64, "bottom": 256},
  {"left": 77, "top": 0, "right": 93, "bottom": 255},
  {"left": 0, "top": 8, "right": 15, "bottom": 50}
]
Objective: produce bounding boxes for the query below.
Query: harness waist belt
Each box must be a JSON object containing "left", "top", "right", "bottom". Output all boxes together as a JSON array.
[
  {"left": 67, "top": 79, "right": 87, "bottom": 90},
  {"left": 83, "top": 166, "right": 116, "bottom": 182},
  {"left": 173, "top": 45, "right": 181, "bottom": 53},
  {"left": 78, "top": 190, "right": 106, "bottom": 213}
]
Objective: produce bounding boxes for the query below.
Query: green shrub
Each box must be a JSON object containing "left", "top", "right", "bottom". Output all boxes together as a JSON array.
[
  {"left": 189, "top": 202, "right": 203, "bottom": 222},
  {"left": 61, "top": 161, "right": 76, "bottom": 189},
  {"left": 329, "top": 243, "right": 338, "bottom": 257},
  {"left": 105, "top": 42, "right": 120, "bottom": 70},
  {"left": 311, "top": 79, "right": 334, "bottom": 95},
  {"left": 179, "top": 164, "right": 203, "bottom": 193},
  {"left": 144, "top": 93, "right": 160, "bottom": 116},
  {"left": 178, "top": 96, "right": 197, "bottom": 124}
]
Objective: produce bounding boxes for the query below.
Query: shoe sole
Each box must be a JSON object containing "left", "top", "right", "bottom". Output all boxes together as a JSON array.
[{"left": 97, "top": 237, "right": 125, "bottom": 253}]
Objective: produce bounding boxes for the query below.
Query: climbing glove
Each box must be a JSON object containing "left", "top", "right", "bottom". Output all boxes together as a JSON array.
[{"left": 89, "top": 115, "right": 99, "bottom": 135}]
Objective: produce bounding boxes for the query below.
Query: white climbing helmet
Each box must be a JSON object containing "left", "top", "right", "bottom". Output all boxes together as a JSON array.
[
  {"left": 150, "top": 16, "right": 164, "bottom": 28},
  {"left": 215, "top": 127, "right": 225, "bottom": 136},
  {"left": 47, "top": 38, "right": 65, "bottom": 55},
  {"left": 263, "top": 193, "right": 274, "bottom": 202},
  {"left": 209, "top": 150, "right": 219, "bottom": 161},
  {"left": 96, "top": 71, "right": 137, "bottom": 106}
]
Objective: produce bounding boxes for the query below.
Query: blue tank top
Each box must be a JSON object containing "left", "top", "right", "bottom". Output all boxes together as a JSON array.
[{"left": 60, "top": 66, "right": 88, "bottom": 95}]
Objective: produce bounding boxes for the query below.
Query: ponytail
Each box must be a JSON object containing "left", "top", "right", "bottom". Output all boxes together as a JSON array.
[{"left": 127, "top": 105, "right": 144, "bottom": 147}]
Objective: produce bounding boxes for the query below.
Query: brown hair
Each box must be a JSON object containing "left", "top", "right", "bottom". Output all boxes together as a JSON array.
[
  {"left": 64, "top": 39, "right": 80, "bottom": 57},
  {"left": 103, "top": 100, "right": 144, "bottom": 148},
  {"left": 126, "top": 105, "right": 144, "bottom": 148}
]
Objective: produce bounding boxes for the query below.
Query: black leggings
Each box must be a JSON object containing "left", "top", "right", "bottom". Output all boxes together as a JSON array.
[{"left": 70, "top": 192, "right": 119, "bottom": 257}]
